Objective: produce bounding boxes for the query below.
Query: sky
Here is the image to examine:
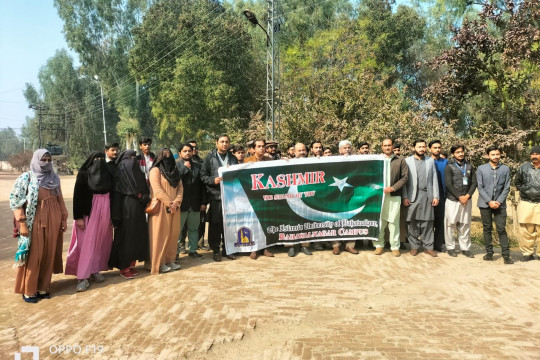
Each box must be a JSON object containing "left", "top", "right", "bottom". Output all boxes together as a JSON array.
[{"left": 0, "top": 1, "right": 77, "bottom": 134}]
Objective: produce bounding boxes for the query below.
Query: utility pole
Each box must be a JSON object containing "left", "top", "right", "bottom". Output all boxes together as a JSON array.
[
  {"left": 28, "top": 104, "right": 48, "bottom": 148},
  {"left": 64, "top": 106, "right": 69, "bottom": 157},
  {"left": 243, "top": 3, "right": 281, "bottom": 141},
  {"left": 266, "top": 0, "right": 280, "bottom": 141},
  {"left": 94, "top": 75, "right": 107, "bottom": 145}
]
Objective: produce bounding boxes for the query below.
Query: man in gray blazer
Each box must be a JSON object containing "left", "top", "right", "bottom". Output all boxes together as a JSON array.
[
  {"left": 402, "top": 140, "right": 440, "bottom": 256},
  {"left": 476, "top": 145, "right": 513, "bottom": 264}
]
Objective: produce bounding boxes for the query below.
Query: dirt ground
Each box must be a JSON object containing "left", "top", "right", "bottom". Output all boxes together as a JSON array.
[{"left": 0, "top": 172, "right": 539, "bottom": 360}]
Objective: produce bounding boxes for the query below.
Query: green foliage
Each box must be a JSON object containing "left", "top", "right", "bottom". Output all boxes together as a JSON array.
[
  {"left": 424, "top": 0, "right": 540, "bottom": 149},
  {"left": 130, "top": 0, "right": 261, "bottom": 144},
  {"left": 0, "top": 128, "right": 24, "bottom": 161},
  {"left": 23, "top": 50, "right": 114, "bottom": 167},
  {"left": 54, "top": 0, "right": 154, "bottom": 142},
  {"left": 280, "top": 24, "right": 449, "bottom": 150}
]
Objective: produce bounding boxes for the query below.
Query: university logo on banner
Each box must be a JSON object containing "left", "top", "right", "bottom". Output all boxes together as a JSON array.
[{"left": 220, "top": 155, "right": 386, "bottom": 254}]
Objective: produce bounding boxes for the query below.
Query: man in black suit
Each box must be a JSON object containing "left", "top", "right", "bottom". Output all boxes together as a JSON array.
[{"left": 177, "top": 143, "right": 208, "bottom": 259}]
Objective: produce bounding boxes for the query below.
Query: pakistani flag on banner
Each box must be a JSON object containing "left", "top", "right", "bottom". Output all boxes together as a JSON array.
[{"left": 220, "top": 155, "right": 386, "bottom": 254}]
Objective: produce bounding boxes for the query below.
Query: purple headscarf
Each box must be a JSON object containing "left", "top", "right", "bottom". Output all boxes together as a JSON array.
[{"left": 30, "top": 149, "right": 60, "bottom": 194}]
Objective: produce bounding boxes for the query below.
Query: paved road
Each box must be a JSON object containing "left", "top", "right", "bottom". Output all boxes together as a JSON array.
[{"left": 0, "top": 173, "right": 539, "bottom": 359}]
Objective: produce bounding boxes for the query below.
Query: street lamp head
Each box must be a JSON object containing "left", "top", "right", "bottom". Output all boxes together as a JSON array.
[
  {"left": 243, "top": 9, "right": 259, "bottom": 26},
  {"left": 94, "top": 75, "right": 99, "bottom": 81}
]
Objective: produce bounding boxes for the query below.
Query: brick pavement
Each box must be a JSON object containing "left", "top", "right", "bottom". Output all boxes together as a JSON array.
[{"left": 0, "top": 175, "right": 539, "bottom": 359}]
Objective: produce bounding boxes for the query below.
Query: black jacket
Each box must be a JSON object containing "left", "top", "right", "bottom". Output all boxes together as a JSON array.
[
  {"left": 515, "top": 162, "right": 540, "bottom": 202},
  {"left": 201, "top": 149, "right": 238, "bottom": 201},
  {"left": 176, "top": 158, "right": 208, "bottom": 211},
  {"left": 444, "top": 159, "right": 477, "bottom": 202}
]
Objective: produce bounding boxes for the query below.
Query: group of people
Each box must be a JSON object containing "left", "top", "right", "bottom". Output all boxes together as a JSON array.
[{"left": 10, "top": 134, "right": 540, "bottom": 303}]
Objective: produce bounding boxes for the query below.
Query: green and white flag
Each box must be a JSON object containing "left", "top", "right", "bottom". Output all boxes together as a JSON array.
[{"left": 219, "top": 155, "right": 386, "bottom": 254}]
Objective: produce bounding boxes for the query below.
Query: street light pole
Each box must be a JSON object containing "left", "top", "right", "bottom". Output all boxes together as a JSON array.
[
  {"left": 243, "top": 7, "right": 280, "bottom": 141},
  {"left": 94, "top": 75, "right": 107, "bottom": 145}
]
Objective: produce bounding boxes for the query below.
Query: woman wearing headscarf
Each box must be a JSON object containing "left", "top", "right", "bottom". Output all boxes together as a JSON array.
[
  {"left": 148, "top": 148, "right": 183, "bottom": 274},
  {"left": 65, "top": 152, "right": 113, "bottom": 292},
  {"left": 10, "top": 149, "right": 68, "bottom": 303},
  {"left": 108, "top": 150, "right": 150, "bottom": 279}
]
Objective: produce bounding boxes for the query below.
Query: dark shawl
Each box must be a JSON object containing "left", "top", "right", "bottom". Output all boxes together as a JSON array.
[
  {"left": 73, "top": 152, "right": 112, "bottom": 219},
  {"left": 115, "top": 150, "right": 149, "bottom": 200},
  {"left": 81, "top": 152, "right": 112, "bottom": 193},
  {"left": 151, "top": 148, "right": 180, "bottom": 187}
]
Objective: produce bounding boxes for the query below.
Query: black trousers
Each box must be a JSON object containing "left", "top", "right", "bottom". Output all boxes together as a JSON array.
[
  {"left": 208, "top": 200, "right": 227, "bottom": 255},
  {"left": 433, "top": 215, "right": 445, "bottom": 251},
  {"left": 480, "top": 207, "right": 510, "bottom": 257}
]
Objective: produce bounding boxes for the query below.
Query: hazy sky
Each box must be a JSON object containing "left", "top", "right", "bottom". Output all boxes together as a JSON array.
[{"left": 0, "top": 1, "right": 76, "bottom": 133}]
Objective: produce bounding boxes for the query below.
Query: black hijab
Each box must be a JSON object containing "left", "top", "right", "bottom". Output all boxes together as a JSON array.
[
  {"left": 80, "top": 152, "right": 112, "bottom": 193},
  {"left": 151, "top": 148, "right": 180, "bottom": 187},
  {"left": 115, "top": 150, "right": 149, "bottom": 197}
]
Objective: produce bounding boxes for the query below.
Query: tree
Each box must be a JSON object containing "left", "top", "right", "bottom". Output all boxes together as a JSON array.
[
  {"left": 23, "top": 50, "right": 115, "bottom": 166},
  {"left": 54, "top": 0, "right": 154, "bottom": 139},
  {"left": 130, "top": 0, "right": 262, "bottom": 144},
  {"left": 280, "top": 24, "right": 450, "bottom": 150},
  {"left": 0, "top": 128, "right": 24, "bottom": 161},
  {"left": 424, "top": 0, "right": 540, "bottom": 136}
]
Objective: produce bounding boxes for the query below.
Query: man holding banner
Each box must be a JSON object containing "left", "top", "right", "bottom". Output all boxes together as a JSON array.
[
  {"left": 201, "top": 134, "right": 238, "bottom": 262},
  {"left": 285, "top": 143, "right": 313, "bottom": 257},
  {"left": 244, "top": 139, "right": 275, "bottom": 259}
]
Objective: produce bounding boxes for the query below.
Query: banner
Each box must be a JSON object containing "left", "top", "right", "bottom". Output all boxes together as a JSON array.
[{"left": 220, "top": 155, "right": 386, "bottom": 254}]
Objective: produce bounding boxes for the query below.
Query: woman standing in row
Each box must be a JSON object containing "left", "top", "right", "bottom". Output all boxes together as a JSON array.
[
  {"left": 65, "top": 152, "right": 114, "bottom": 291},
  {"left": 108, "top": 150, "right": 150, "bottom": 279},
  {"left": 10, "top": 149, "right": 68, "bottom": 303},
  {"left": 148, "top": 148, "right": 183, "bottom": 274}
]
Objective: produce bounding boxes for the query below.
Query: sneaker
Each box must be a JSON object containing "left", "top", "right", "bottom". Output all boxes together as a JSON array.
[
  {"left": 22, "top": 294, "right": 38, "bottom": 303},
  {"left": 392, "top": 250, "right": 401, "bottom": 257},
  {"left": 37, "top": 291, "right": 50, "bottom": 299},
  {"left": 91, "top": 272, "right": 105, "bottom": 283},
  {"left": 483, "top": 253, "right": 494, "bottom": 261},
  {"left": 522, "top": 254, "right": 534, "bottom": 262},
  {"left": 159, "top": 264, "right": 171, "bottom": 273},
  {"left": 130, "top": 268, "right": 140, "bottom": 276},
  {"left": 374, "top": 247, "right": 384, "bottom": 255},
  {"left": 300, "top": 246, "right": 313, "bottom": 255},
  {"left": 503, "top": 257, "right": 514, "bottom": 265},
  {"left": 288, "top": 246, "right": 297, "bottom": 257},
  {"left": 447, "top": 249, "right": 457, "bottom": 257},
  {"left": 189, "top": 252, "right": 204, "bottom": 259},
  {"left": 461, "top": 250, "right": 474, "bottom": 258},
  {"left": 213, "top": 253, "right": 222, "bottom": 262},
  {"left": 120, "top": 270, "right": 136, "bottom": 280},
  {"left": 167, "top": 262, "right": 181, "bottom": 271},
  {"left": 76, "top": 279, "right": 89, "bottom": 292}
]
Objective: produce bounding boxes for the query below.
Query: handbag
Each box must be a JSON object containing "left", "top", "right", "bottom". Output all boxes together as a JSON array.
[
  {"left": 145, "top": 198, "right": 160, "bottom": 215},
  {"left": 13, "top": 173, "right": 30, "bottom": 237}
]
